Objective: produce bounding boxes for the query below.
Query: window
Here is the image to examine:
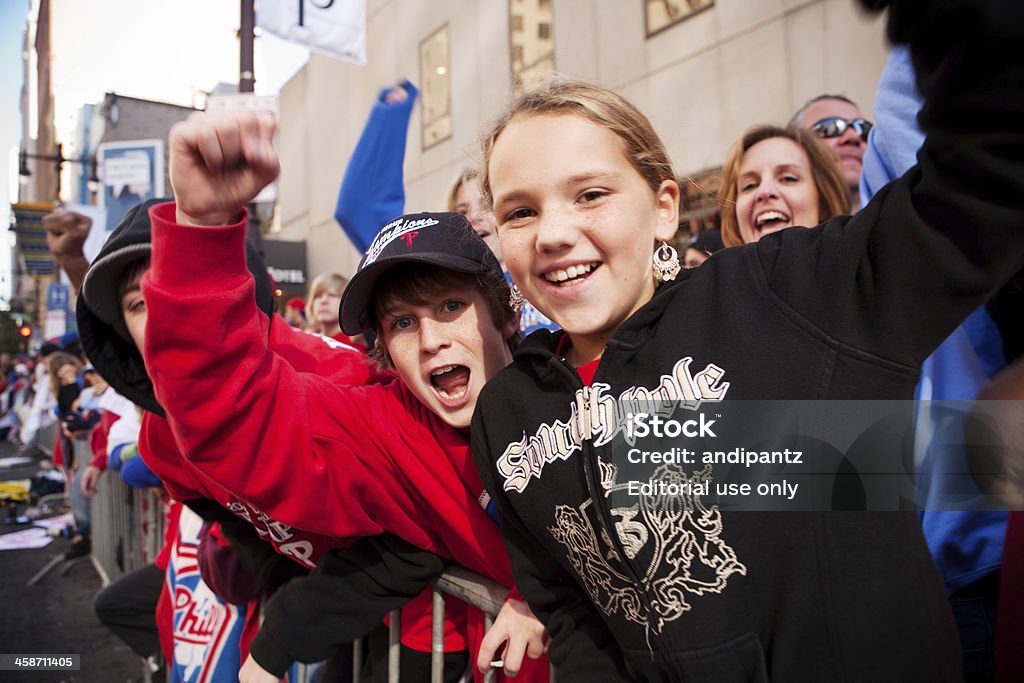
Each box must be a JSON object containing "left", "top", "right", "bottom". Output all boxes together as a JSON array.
[
  {"left": 645, "top": 0, "right": 714, "bottom": 37},
  {"left": 679, "top": 167, "right": 723, "bottom": 236},
  {"left": 509, "top": 0, "right": 555, "bottom": 92},
  {"left": 419, "top": 25, "right": 452, "bottom": 149}
]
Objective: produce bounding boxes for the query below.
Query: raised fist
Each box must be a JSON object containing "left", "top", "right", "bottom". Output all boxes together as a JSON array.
[
  {"left": 169, "top": 110, "right": 279, "bottom": 227},
  {"left": 43, "top": 207, "right": 91, "bottom": 259}
]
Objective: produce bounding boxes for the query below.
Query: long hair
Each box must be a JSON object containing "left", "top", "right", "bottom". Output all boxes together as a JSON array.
[
  {"left": 718, "top": 125, "right": 849, "bottom": 247},
  {"left": 45, "top": 351, "right": 84, "bottom": 399},
  {"left": 480, "top": 78, "right": 676, "bottom": 209},
  {"left": 445, "top": 168, "right": 479, "bottom": 212}
]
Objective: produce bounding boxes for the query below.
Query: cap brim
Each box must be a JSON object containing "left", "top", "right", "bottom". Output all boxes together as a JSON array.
[
  {"left": 80, "top": 243, "right": 152, "bottom": 325},
  {"left": 339, "top": 252, "right": 492, "bottom": 335}
]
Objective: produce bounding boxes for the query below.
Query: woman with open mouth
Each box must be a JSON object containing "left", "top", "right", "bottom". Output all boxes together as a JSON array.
[{"left": 718, "top": 125, "right": 848, "bottom": 247}]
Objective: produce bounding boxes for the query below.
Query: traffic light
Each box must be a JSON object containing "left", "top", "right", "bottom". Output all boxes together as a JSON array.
[{"left": 18, "top": 326, "right": 31, "bottom": 338}]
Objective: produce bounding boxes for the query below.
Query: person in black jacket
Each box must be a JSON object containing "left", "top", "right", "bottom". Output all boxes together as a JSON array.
[{"left": 471, "top": 0, "right": 1024, "bottom": 680}]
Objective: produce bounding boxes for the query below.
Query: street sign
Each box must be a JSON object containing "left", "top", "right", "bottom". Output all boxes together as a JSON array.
[{"left": 47, "top": 282, "right": 69, "bottom": 312}]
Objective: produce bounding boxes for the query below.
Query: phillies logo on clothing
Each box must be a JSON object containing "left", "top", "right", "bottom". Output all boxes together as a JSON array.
[
  {"left": 174, "top": 587, "right": 229, "bottom": 641},
  {"left": 364, "top": 217, "right": 439, "bottom": 265},
  {"left": 224, "top": 500, "right": 316, "bottom": 568},
  {"left": 168, "top": 508, "right": 249, "bottom": 683},
  {"left": 400, "top": 231, "right": 419, "bottom": 247}
]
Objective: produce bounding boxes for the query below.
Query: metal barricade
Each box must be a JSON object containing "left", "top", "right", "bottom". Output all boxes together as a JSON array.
[
  {"left": 79, "top": 444, "right": 549, "bottom": 681},
  {"left": 88, "top": 463, "right": 165, "bottom": 587},
  {"left": 349, "top": 566, "right": 556, "bottom": 683}
]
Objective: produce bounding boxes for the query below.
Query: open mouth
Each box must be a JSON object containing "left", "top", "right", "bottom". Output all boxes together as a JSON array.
[
  {"left": 430, "top": 364, "right": 471, "bottom": 401},
  {"left": 754, "top": 210, "right": 791, "bottom": 232},
  {"left": 543, "top": 262, "right": 599, "bottom": 286}
]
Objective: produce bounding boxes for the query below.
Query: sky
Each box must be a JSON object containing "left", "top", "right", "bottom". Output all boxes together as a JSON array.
[{"left": 0, "top": 0, "right": 310, "bottom": 305}]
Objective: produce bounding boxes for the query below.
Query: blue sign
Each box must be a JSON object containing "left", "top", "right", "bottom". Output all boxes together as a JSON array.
[
  {"left": 47, "top": 283, "right": 70, "bottom": 312},
  {"left": 98, "top": 139, "right": 165, "bottom": 230}
]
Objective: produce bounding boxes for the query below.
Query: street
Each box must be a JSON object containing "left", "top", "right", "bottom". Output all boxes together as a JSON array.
[{"left": 0, "top": 440, "right": 145, "bottom": 682}]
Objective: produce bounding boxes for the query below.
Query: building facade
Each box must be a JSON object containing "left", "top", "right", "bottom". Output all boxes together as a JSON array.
[{"left": 274, "top": 0, "right": 889, "bottom": 278}]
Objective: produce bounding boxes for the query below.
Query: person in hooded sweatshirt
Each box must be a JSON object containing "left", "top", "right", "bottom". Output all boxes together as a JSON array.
[{"left": 75, "top": 199, "right": 542, "bottom": 681}]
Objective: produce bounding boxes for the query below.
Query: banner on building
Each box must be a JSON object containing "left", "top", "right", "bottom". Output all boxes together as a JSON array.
[
  {"left": 257, "top": 0, "right": 367, "bottom": 65},
  {"left": 97, "top": 140, "right": 164, "bottom": 230},
  {"left": 10, "top": 203, "right": 55, "bottom": 276}
]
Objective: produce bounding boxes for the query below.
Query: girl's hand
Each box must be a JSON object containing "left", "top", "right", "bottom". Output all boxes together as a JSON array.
[
  {"left": 238, "top": 654, "right": 281, "bottom": 683},
  {"left": 169, "top": 110, "right": 279, "bottom": 228},
  {"left": 477, "top": 598, "right": 550, "bottom": 677}
]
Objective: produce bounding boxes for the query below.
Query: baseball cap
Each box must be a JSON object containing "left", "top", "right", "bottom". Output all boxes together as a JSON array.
[
  {"left": 286, "top": 297, "right": 306, "bottom": 312},
  {"left": 339, "top": 212, "right": 502, "bottom": 335}
]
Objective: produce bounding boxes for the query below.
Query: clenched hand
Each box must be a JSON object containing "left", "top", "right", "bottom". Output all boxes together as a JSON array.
[{"left": 169, "top": 110, "right": 279, "bottom": 227}]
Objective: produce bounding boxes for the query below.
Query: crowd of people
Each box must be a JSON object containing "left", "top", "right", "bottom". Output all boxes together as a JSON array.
[{"left": 14, "top": 0, "right": 1024, "bottom": 681}]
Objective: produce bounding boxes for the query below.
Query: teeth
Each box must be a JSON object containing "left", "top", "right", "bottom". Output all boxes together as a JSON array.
[
  {"left": 756, "top": 211, "right": 787, "bottom": 227},
  {"left": 545, "top": 263, "right": 596, "bottom": 283},
  {"left": 437, "top": 386, "right": 468, "bottom": 400},
  {"left": 431, "top": 365, "right": 457, "bottom": 376}
]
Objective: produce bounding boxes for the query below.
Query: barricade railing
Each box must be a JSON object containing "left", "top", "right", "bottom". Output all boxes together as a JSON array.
[
  {"left": 346, "top": 566, "right": 556, "bottom": 683},
  {"left": 81, "top": 457, "right": 552, "bottom": 682},
  {"left": 88, "top": 458, "right": 165, "bottom": 587}
]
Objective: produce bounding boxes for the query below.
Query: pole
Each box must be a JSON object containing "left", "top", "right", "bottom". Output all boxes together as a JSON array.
[
  {"left": 240, "top": 0, "right": 255, "bottom": 93},
  {"left": 239, "top": 0, "right": 265, "bottom": 257}
]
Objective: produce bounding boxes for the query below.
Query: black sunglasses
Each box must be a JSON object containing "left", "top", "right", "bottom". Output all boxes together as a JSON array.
[{"left": 809, "top": 117, "right": 873, "bottom": 141}]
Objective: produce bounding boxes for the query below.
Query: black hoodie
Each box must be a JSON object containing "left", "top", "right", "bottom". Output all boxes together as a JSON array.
[{"left": 472, "top": 0, "right": 1024, "bottom": 680}]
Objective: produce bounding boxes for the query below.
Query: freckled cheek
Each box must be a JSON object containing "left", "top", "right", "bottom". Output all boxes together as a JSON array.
[
  {"left": 499, "top": 233, "right": 533, "bottom": 279},
  {"left": 388, "top": 340, "right": 421, "bottom": 381}
]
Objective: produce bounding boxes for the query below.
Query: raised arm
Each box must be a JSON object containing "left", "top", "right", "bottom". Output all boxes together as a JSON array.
[
  {"left": 334, "top": 81, "right": 418, "bottom": 252},
  {"left": 759, "top": 0, "right": 1024, "bottom": 368},
  {"left": 145, "top": 111, "right": 400, "bottom": 541},
  {"left": 43, "top": 207, "right": 92, "bottom": 292},
  {"left": 145, "top": 112, "right": 511, "bottom": 587}
]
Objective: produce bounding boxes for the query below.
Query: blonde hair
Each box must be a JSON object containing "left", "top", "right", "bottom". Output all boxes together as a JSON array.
[
  {"left": 46, "top": 351, "right": 84, "bottom": 398},
  {"left": 445, "top": 168, "right": 480, "bottom": 213},
  {"left": 480, "top": 79, "right": 677, "bottom": 209},
  {"left": 718, "top": 125, "right": 849, "bottom": 247},
  {"left": 306, "top": 272, "right": 350, "bottom": 332}
]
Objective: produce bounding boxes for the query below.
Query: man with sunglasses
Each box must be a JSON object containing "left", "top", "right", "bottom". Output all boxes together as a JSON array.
[{"left": 791, "top": 94, "right": 872, "bottom": 212}]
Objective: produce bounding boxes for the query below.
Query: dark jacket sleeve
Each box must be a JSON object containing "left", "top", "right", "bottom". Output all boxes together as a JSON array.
[
  {"left": 755, "top": 0, "right": 1024, "bottom": 369},
  {"left": 182, "top": 498, "right": 309, "bottom": 604},
  {"left": 472, "top": 426, "right": 633, "bottom": 682},
  {"left": 248, "top": 532, "right": 448, "bottom": 677}
]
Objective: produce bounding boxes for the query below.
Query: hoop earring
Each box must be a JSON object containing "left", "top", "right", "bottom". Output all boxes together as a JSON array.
[
  {"left": 508, "top": 283, "right": 524, "bottom": 312},
  {"left": 652, "top": 242, "right": 680, "bottom": 282}
]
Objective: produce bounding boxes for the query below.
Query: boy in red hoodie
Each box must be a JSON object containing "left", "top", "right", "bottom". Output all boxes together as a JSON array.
[
  {"left": 75, "top": 200, "right": 505, "bottom": 680},
  {"left": 79, "top": 113, "right": 550, "bottom": 681}
]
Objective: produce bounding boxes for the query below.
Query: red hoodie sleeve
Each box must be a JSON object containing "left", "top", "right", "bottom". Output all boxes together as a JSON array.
[{"left": 140, "top": 203, "right": 509, "bottom": 583}]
